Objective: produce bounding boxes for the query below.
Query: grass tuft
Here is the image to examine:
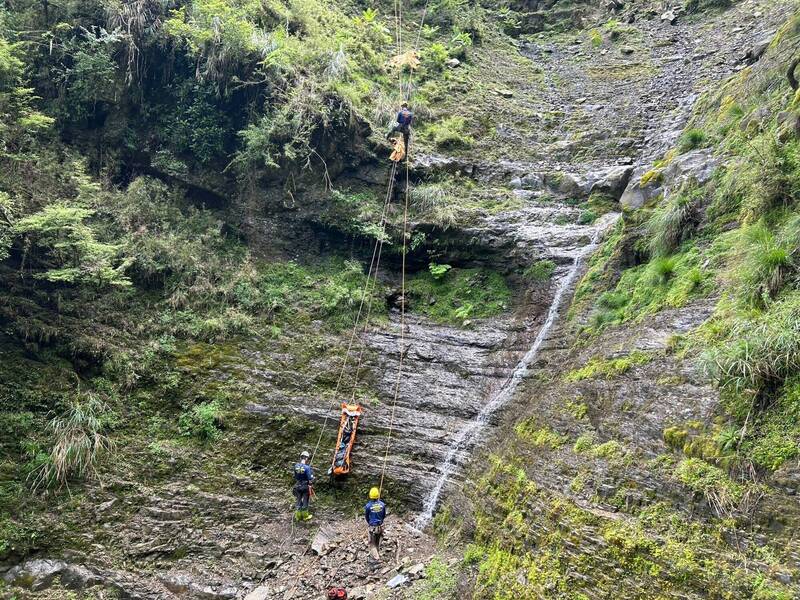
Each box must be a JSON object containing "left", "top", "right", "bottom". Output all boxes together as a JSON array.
[{"left": 30, "top": 394, "right": 113, "bottom": 493}]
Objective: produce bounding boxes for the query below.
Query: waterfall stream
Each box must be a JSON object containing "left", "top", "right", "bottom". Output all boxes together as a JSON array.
[{"left": 414, "top": 213, "right": 620, "bottom": 529}]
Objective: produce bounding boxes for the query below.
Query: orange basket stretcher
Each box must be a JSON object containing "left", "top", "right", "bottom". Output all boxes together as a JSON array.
[{"left": 330, "top": 403, "right": 362, "bottom": 477}]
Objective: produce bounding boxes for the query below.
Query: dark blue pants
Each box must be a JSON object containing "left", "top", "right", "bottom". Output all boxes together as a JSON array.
[{"left": 294, "top": 483, "right": 309, "bottom": 510}]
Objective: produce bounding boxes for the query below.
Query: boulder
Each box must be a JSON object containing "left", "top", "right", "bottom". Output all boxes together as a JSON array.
[
  {"left": 160, "top": 572, "right": 237, "bottom": 599},
  {"left": 59, "top": 564, "right": 102, "bottom": 590},
  {"left": 619, "top": 167, "right": 663, "bottom": 209},
  {"left": 621, "top": 149, "right": 718, "bottom": 209},
  {"left": 740, "top": 37, "right": 771, "bottom": 64},
  {"left": 510, "top": 173, "right": 544, "bottom": 191},
  {"left": 348, "top": 584, "right": 375, "bottom": 599},
  {"left": 544, "top": 165, "right": 633, "bottom": 199},
  {"left": 311, "top": 525, "right": 337, "bottom": 556},
  {"left": 589, "top": 165, "right": 634, "bottom": 197},
  {"left": 660, "top": 9, "right": 679, "bottom": 24},
  {"left": 777, "top": 111, "right": 800, "bottom": 141},
  {"left": 412, "top": 154, "right": 475, "bottom": 177},
  {"left": 3, "top": 559, "right": 69, "bottom": 591},
  {"left": 739, "top": 106, "right": 771, "bottom": 132},
  {"left": 244, "top": 586, "right": 271, "bottom": 600},
  {"left": 386, "top": 573, "right": 408, "bottom": 588},
  {"left": 661, "top": 148, "right": 719, "bottom": 187}
]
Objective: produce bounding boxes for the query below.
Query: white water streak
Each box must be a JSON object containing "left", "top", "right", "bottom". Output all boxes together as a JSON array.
[{"left": 414, "top": 214, "right": 619, "bottom": 529}]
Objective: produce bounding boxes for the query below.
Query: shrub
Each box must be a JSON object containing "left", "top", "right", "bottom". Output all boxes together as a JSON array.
[
  {"left": 678, "top": 129, "right": 707, "bottom": 153},
  {"left": 179, "top": 401, "right": 223, "bottom": 442},
  {"left": 704, "top": 291, "right": 800, "bottom": 395},
  {"left": 565, "top": 351, "right": 651, "bottom": 381},
  {"left": 515, "top": 420, "right": 567, "bottom": 449},
  {"left": 675, "top": 458, "right": 743, "bottom": 516},
  {"left": 523, "top": 259, "right": 556, "bottom": 282},
  {"left": 573, "top": 432, "right": 596, "bottom": 453},
  {"left": 597, "top": 291, "right": 628, "bottom": 310},
  {"left": 419, "top": 557, "right": 457, "bottom": 600},
  {"left": 578, "top": 209, "right": 597, "bottom": 225},
  {"left": 429, "top": 262, "right": 452, "bottom": 280},
  {"left": 590, "top": 440, "right": 624, "bottom": 459},
  {"left": 14, "top": 202, "right": 131, "bottom": 288},
  {"left": 30, "top": 394, "right": 113, "bottom": 492},
  {"left": 412, "top": 184, "right": 460, "bottom": 229},
  {"left": 0, "top": 191, "right": 14, "bottom": 262},
  {"left": 650, "top": 256, "right": 678, "bottom": 284},
  {"left": 647, "top": 186, "right": 704, "bottom": 257},
  {"left": 422, "top": 42, "right": 450, "bottom": 71},
  {"left": 735, "top": 218, "right": 800, "bottom": 308},
  {"left": 744, "top": 376, "right": 800, "bottom": 470},
  {"left": 427, "top": 116, "right": 473, "bottom": 149}
]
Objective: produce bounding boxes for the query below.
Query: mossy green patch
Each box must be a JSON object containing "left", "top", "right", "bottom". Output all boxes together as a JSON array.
[
  {"left": 523, "top": 259, "right": 556, "bottom": 282},
  {"left": 564, "top": 351, "right": 651, "bottom": 382},
  {"left": 407, "top": 267, "right": 511, "bottom": 325},
  {"left": 514, "top": 418, "right": 567, "bottom": 449}
]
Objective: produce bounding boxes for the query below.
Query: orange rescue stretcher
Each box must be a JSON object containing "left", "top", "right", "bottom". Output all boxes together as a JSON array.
[{"left": 329, "top": 403, "right": 362, "bottom": 477}]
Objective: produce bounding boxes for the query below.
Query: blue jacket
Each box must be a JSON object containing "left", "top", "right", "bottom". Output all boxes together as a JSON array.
[
  {"left": 364, "top": 500, "right": 386, "bottom": 526},
  {"left": 397, "top": 109, "right": 413, "bottom": 127},
  {"left": 293, "top": 462, "right": 314, "bottom": 484}
]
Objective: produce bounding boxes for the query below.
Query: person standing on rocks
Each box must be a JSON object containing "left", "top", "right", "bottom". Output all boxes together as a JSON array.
[
  {"left": 293, "top": 450, "right": 314, "bottom": 522},
  {"left": 364, "top": 487, "right": 387, "bottom": 561}
]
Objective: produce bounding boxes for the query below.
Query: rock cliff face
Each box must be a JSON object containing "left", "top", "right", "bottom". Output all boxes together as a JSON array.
[{"left": 3, "top": 0, "right": 800, "bottom": 598}]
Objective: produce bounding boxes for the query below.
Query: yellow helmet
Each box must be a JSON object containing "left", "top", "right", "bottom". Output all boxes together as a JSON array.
[{"left": 369, "top": 487, "right": 380, "bottom": 500}]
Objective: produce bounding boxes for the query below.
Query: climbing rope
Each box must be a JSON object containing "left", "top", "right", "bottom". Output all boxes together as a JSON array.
[
  {"left": 315, "top": 0, "right": 431, "bottom": 501},
  {"left": 379, "top": 148, "right": 411, "bottom": 495},
  {"left": 309, "top": 161, "right": 399, "bottom": 466}
]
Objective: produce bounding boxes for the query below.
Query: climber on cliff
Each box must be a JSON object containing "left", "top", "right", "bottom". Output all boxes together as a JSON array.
[
  {"left": 293, "top": 450, "right": 314, "bottom": 521},
  {"left": 387, "top": 102, "right": 414, "bottom": 153},
  {"left": 364, "top": 487, "right": 387, "bottom": 561}
]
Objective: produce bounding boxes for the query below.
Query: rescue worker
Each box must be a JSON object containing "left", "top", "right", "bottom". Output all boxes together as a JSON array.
[
  {"left": 387, "top": 102, "right": 413, "bottom": 152},
  {"left": 293, "top": 450, "right": 314, "bottom": 521},
  {"left": 364, "top": 487, "right": 387, "bottom": 561}
]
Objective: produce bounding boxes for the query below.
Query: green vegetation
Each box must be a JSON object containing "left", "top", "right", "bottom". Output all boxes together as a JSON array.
[
  {"left": 647, "top": 185, "right": 705, "bottom": 257},
  {"left": 411, "top": 183, "right": 461, "bottom": 229},
  {"left": 29, "top": 394, "right": 114, "bottom": 493},
  {"left": 684, "top": 0, "right": 732, "bottom": 14},
  {"left": 418, "top": 556, "right": 457, "bottom": 600},
  {"left": 462, "top": 455, "right": 794, "bottom": 598},
  {"left": 564, "top": 351, "right": 651, "bottom": 382},
  {"left": 514, "top": 419, "right": 567, "bottom": 449},
  {"left": 425, "top": 115, "right": 475, "bottom": 149},
  {"left": 677, "top": 128, "right": 708, "bottom": 153},
  {"left": 178, "top": 400, "right": 224, "bottom": 442},
  {"left": 675, "top": 458, "right": 748, "bottom": 516},
  {"left": 523, "top": 259, "right": 556, "bottom": 282},
  {"left": 407, "top": 266, "right": 511, "bottom": 324}
]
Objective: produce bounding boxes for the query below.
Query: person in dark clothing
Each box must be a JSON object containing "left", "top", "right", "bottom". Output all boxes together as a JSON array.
[
  {"left": 364, "top": 487, "right": 387, "bottom": 560},
  {"left": 293, "top": 450, "right": 314, "bottom": 521},
  {"left": 387, "top": 102, "right": 414, "bottom": 152}
]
